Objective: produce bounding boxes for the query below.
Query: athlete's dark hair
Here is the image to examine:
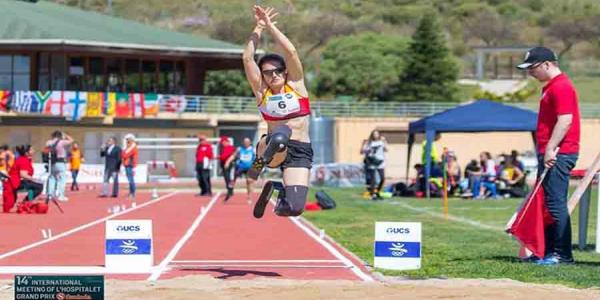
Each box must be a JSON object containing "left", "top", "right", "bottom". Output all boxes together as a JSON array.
[{"left": 258, "top": 53, "right": 286, "bottom": 71}]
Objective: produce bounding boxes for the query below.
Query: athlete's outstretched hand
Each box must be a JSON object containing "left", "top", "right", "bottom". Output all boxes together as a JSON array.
[{"left": 254, "top": 5, "right": 278, "bottom": 28}]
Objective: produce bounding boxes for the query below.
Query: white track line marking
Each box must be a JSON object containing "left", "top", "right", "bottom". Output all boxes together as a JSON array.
[
  {"left": 0, "top": 284, "right": 12, "bottom": 291},
  {"left": 266, "top": 199, "right": 373, "bottom": 282},
  {"left": 0, "top": 192, "right": 179, "bottom": 262},
  {"left": 451, "top": 206, "right": 511, "bottom": 211},
  {"left": 0, "top": 266, "right": 156, "bottom": 274},
  {"left": 147, "top": 192, "right": 221, "bottom": 281},
  {"left": 172, "top": 264, "right": 350, "bottom": 269},
  {"left": 395, "top": 201, "right": 504, "bottom": 231},
  {"left": 170, "top": 259, "right": 342, "bottom": 264},
  {"left": 289, "top": 217, "right": 374, "bottom": 281}
]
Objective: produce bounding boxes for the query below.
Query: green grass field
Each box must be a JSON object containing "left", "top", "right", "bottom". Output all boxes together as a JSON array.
[
  {"left": 303, "top": 187, "right": 600, "bottom": 288},
  {"left": 572, "top": 77, "right": 600, "bottom": 102},
  {"left": 524, "top": 76, "right": 600, "bottom": 103}
]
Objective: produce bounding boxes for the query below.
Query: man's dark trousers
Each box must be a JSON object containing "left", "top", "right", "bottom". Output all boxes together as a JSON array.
[{"left": 537, "top": 153, "right": 578, "bottom": 259}]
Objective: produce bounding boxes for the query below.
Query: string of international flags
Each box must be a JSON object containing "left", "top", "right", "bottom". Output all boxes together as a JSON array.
[{"left": 0, "top": 90, "right": 189, "bottom": 121}]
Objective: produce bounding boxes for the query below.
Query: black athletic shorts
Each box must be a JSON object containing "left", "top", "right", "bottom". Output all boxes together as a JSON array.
[
  {"left": 280, "top": 140, "right": 313, "bottom": 170},
  {"left": 235, "top": 167, "right": 249, "bottom": 178}
]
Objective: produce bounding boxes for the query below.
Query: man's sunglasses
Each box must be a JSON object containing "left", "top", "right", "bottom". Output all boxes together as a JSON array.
[
  {"left": 261, "top": 67, "right": 285, "bottom": 77},
  {"left": 527, "top": 61, "right": 546, "bottom": 70}
]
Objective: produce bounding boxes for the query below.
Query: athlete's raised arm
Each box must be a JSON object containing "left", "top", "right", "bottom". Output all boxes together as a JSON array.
[{"left": 254, "top": 6, "right": 303, "bottom": 82}]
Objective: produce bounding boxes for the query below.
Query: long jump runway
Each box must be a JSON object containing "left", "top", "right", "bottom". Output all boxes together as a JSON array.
[{"left": 0, "top": 188, "right": 372, "bottom": 281}]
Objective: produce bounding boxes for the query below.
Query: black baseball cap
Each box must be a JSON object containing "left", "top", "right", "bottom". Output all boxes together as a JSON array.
[{"left": 517, "top": 47, "right": 558, "bottom": 69}]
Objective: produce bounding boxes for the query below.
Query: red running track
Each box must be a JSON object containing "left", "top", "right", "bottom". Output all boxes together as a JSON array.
[{"left": 0, "top": 188, "right": 372, "bottom": 281}]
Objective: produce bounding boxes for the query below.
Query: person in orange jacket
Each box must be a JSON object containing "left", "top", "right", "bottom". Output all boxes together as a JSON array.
[
  {"left": 122, "top": 134, "right": 139, "bottom": 199},
  {"left": 69, "top": 142, "right": 84, "bottom": 191}
]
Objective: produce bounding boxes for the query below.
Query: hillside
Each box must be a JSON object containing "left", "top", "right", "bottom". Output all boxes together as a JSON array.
[{"left": 51, "top": 0, "right": 600, "bottom": 101}]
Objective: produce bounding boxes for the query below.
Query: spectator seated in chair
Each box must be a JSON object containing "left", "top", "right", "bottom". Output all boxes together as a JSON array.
[
  {"left": 412, "top": 163, "right": 444, "bottom": 198},
  {"left": 474, "top": 151, "right": 499, "bottom": 199},
  {"left": 497, "top": 157, "right": 527, "bottom": 198},
  {"left": 460, "top": 159, "right": 481, "bottom": 198}
]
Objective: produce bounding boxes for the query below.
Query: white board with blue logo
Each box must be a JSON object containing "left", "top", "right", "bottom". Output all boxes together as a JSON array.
[
  {"left": 374, "top": 222, "right": 421, "bottom": 270},
  {"left": 105, "top": 220, "right": 153, "bottom": 271}
]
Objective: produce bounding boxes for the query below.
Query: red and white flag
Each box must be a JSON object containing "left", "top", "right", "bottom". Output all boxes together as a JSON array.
[{"left": 508, "top": 180, "right": 554, "bottom": 258}]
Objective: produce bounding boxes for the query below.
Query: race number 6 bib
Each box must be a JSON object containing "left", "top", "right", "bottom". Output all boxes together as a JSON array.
[{"left": 266, "top": 93, "right": 301, "bottom": 117}]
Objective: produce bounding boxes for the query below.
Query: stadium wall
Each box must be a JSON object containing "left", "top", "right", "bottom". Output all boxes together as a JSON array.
[
  {"left": 334, "top": 117, "right": 600, "bottom": 180},
  {"left": 2, "top": 117, "right": 599, "bottom": 181}
]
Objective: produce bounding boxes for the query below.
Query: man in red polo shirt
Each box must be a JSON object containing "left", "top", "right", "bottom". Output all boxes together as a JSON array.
[
  {"left": 517, "top": 46, "right": 580, "bottom": 265},
  {"left": 195, "top": 135, "right": 214, "bottom": 196},
  {"left": 218, "top": 136, "right": 237, "bottom": 202}
]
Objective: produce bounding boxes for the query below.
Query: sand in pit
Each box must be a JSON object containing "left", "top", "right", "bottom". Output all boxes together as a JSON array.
[{"left": 2, "top": 276, "right": 600, "bottom": 300}]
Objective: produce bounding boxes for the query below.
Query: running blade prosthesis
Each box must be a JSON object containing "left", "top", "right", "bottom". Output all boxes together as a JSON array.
[
  {"left": 248, "top": 157, "right": 265, "bottom": 180},
  {"left": 253, "top": 180, "right": 274, "bottom": 218}
]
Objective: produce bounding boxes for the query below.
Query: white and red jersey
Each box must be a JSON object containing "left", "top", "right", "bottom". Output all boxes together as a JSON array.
[{"left": 258, "top": 84, "right": 311, "bottom": 121}]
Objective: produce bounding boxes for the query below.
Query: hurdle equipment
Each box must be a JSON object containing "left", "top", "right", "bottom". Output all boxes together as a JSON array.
[
  {"left": 146, "top": 160, "right": 178, "bottom": 182},
  {"left": 132, "top": 137, "right": 233, "bottom": 180}
]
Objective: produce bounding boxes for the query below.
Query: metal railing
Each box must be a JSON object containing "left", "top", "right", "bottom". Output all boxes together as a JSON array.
[
  {"left": 161, "top": 95, "right": 600, "bottom": 118},
  {"left": 163, "top": 95, "right": 257, "bottom": 115},
  {"left": 4, "top": 92, "right": 599, "bottom": 119}
]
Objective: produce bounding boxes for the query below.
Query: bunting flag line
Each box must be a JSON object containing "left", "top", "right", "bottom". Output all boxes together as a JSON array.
[
  {"left": 161, "top": 95, "right": 187, "bottom": 113},
  {"left": 103, "top": 92, "right": 116, "bottom": 117},
  {"left": 115, "top": 92, "right": 130, "bottom": 117},
  {"left": 143, "top": 93, "right": 160, "bottom": 117},
  {"left": 34, "top": 91, "right": 53, "bottom": 113},
  {"left": 11, "top": 91, "right": 36, "bottom": 113},
  {"left": 1, "top": 90, "right": 197, "bottom": 120},
  {"left": 44, "top": 91, "right": 67, "bottom": 116},
  {"left": 130, "top": 93, "right": 145, "bottom": 118},
  {"left": 86, "top": 92, "right": 104, "bottom": 117},
  {"left": 64, "top": 91, "right": 87, "bottom": 121}
]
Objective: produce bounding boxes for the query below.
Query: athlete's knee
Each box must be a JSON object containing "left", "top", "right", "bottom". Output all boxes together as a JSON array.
[
  {"left": 275, "top": 185, "right": 308, "bottom": 217},
  {"left": 262, "top": 126, "right": 292, "bottom": 164},
  {"left": 270, "top": 132, "right": 289, "bottom": 151},
  {"left": 268, "top": 126, "right": 291, "bottom": 149}
]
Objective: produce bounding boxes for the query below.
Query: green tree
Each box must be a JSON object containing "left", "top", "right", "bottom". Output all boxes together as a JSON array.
[
  {"left": 540, "top": 0, "right": 600, "bottom": 59},
  {"left": 204, "top": 70, "right": 253, "bottom": 97},
  {"left": 395, "top": 12, "right": 459, "bottom": 102},
  {"left": 313, "top": 32, "right": 410, "bottom": 101}
]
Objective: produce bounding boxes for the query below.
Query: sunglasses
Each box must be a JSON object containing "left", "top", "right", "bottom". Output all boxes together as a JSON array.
[
  {"left": 261, "top": 67, "right": 285, "bottom": 77},
  {"left": 527, "top": 61, "right": 545, "bottom": 70}
]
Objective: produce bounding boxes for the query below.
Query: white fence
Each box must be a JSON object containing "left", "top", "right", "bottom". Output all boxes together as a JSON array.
[{"left": 33, "top": 163, "right": 148, "bottom": 183}]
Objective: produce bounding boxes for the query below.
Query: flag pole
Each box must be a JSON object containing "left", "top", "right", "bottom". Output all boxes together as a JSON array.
[
  {"left": 442, "top": 147, "right": 448, "bottom": 219},
  {"left": 511, "top": 167, "right": 549, "bottom": 228}
]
